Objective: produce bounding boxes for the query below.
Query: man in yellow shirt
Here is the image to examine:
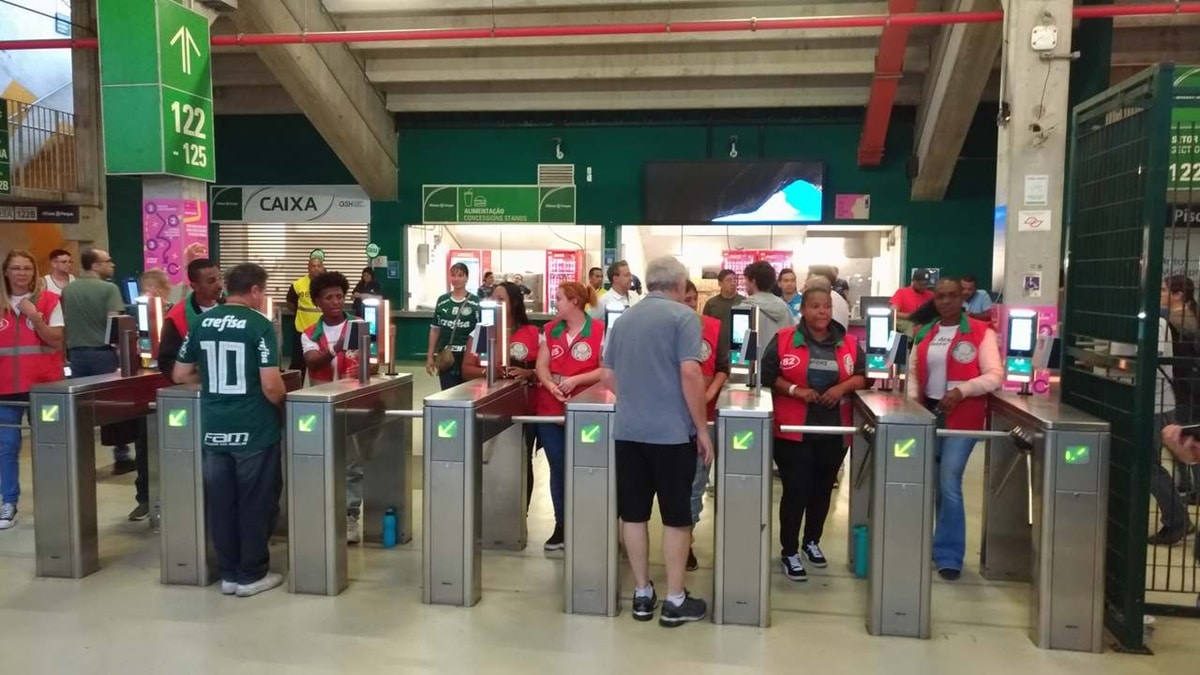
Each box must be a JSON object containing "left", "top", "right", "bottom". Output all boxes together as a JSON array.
[{"left": 285, "top": 252, "right": 325, "bottom": 380}]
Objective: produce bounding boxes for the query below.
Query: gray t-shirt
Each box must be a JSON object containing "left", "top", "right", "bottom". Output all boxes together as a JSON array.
[{"left": 603, "top": 292, "right": 702, "bottom": 444}]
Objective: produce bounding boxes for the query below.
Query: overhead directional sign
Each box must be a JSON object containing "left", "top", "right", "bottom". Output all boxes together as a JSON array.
[
  {"left": 422, "top": 185, "right": 577, "bottom": 224},
  {"left": 97, "top": 0, "right": 215, "bottom": 182},
  {"left": 0, "top": 101, "right": 9, "bottom": 195}
]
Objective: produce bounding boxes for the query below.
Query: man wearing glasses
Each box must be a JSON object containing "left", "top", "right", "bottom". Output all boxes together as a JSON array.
[{"left": 44, "top": 249, "right": 76, "bottom": 295}]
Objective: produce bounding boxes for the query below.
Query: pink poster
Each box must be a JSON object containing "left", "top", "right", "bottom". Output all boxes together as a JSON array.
[
  {"left": 545, "top": 249, "right": 583, "bottom": 312},
  {"left": 835, "top": 194, "right": 871, "bottom": 220},
  {"left": 993, "top": 304, "right": 1058, "bottom": 397},
  {"left": 143, "top": 199, "right": 209, "bottom": 284}
]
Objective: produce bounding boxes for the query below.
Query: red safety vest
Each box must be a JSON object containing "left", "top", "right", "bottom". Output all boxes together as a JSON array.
[
  {"left": 913, "top": 315, "right": 989, "bottom": 431},
  {"left": 508, "top": 324, "right": 541, "bottom": 369},
  {"left": 165, "top": 294, "right": 209, "bottom": 339},
  {"left": 304, "top": 314, "right": 359, "bottom": 384},
  {"left": 772, "top": 325, "right": 859, "bottom": 442},
  {"left": 535, "top": 317, "right": 605, "bottom": 417},
  {"left": 0, "top": 292, "right": 64, "bottom": 395},
  {"left": 699, "top": 315, "right": 721, "bottom": 420}
]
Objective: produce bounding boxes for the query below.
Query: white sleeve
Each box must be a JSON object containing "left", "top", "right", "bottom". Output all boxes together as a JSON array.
[
  {"left": 300, "top": 331, "right": 319, "bottom": 353},
  {"left": 47, "top": 303, "right": 65, "bottom": 327}
]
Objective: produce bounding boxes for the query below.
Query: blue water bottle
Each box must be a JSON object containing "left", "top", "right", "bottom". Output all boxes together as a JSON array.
[
  {"left": 853, "top": 525, "right": 869, "bottom": 579},
  {"left": 383, "top": 507, "right": 398, "bottom": 548}
]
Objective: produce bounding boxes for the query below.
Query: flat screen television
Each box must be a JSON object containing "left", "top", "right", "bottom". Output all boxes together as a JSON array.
[{"left": 643, "top": 161, "right": 824, "bottom": 224}]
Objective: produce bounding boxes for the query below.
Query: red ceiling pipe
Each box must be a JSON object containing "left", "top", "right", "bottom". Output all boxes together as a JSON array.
[
  {"left": 858, "top": 0, "right": 919, "bottom": 167},
  {"left": 0, "top": 3, "right": 1196, "bottom": 51}
]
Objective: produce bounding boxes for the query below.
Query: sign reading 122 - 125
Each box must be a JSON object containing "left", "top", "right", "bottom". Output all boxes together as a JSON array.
[{"left": 158, "top": 0, "right": 214, "bottom": 181}]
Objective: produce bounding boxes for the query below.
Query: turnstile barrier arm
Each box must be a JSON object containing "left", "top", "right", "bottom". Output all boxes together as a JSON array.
[{"left": 778, "top": 424, "right": 859, "bottom": 435}]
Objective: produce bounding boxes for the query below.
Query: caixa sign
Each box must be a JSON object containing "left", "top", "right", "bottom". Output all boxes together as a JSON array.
[{"left": 210, "top": 185, "right": 370, "bottom": 224}]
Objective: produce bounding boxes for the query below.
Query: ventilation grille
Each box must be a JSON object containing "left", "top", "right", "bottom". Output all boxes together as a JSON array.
[
  {"left": 216, "top": 223, "right": 370, "bottom": 299},
  {"left": 538, "top": 163, "right": 575, "bottom": 185}
]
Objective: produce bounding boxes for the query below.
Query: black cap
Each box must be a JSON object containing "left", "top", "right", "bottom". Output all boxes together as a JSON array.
[{"left": 912, "top": 269, "right": 931, "bottom": 282}]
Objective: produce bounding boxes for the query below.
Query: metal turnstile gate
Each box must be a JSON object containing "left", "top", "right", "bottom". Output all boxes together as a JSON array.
[
  {"left": 30, "top": 373, "right": 170, "bottom": 578},
  {"left": 563, "top": 385, "right": 618, "bottom": 616},
  {"left": 985, "top": 391, "right": 1110, "bottom": 652},
  {"left": 713, "top": 387, "right": 774, "bottom": 627},
  {"left": 285, "top": 374, "right": 415, "bottom": 596},
  {"left": 481, "top": 424, "right": 529, "bottom": 551},
  {"left": 423, "top": 379, "right": 529, "bottom": 606}
]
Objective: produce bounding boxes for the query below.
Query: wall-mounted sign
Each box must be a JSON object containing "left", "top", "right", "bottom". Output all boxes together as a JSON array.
[
  {"left": 0, "top": 101, "right": 9, "bottom": 196},
  {"left": 143, "top": 198, "right": 208, "bottom": 284},
  {"left": 422, "top": 185, "right": 576, "bottom": 224},
  {"left": 0, "top": 204, "right": 80, "bottom": 223},
  {"left": 210, "top": 185, "right": 370, "bottom": 224},
  {"left": 835, "top": 194, "right": 871, "bottom": 220},
  {"left": 1170, "top": 66, "right": 1200, "bottom": 192}
]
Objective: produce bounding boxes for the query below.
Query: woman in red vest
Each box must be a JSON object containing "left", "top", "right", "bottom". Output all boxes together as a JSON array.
[
  {"left": 462, "top": 281, "right": 542, "bottom": 511},
  {"left": 0, "top": 250, "right": 65, "bottom": 530},
  {"left": 910, "top": 277, "right": 1003, "bottom": 580},
  {"left": 761, "top": 286, "right": 867, "bottom": 581},
  {"left": 534, "top": 281, "right": 603, "bottom": 551},
  {"left": 683, "top": 280, "right": 729, "bottom": 571}
]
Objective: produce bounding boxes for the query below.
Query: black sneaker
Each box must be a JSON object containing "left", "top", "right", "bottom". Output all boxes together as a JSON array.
[
  {"left": 780, "top": 554, "right": 808, "bottom": 581},
  {"left": 686, "top": 547, "right": 699, "bottom": 571},
  {"left": 937, "top": 568, "right": 962, "bottom": 581},
  {"left": 128, "top": 502, "right": 150, "bottom": 522},
  {"left": 659, "top": 591, "right": 707, "bottom": 627},
  {"left": 631, "top": 584, "right": 657, "bottom": 622},
  {"left": 1148, "top": 523, "right": 1196, "bottom": 547},
  {"left": 113, "top": 459, "right": 137, "bottom": 476},
  {"left": 802, "top": 541, "right": 828, "bottom": 568},
  {"left": 544, "top": 523, "right": 565, "bottom": 551}
]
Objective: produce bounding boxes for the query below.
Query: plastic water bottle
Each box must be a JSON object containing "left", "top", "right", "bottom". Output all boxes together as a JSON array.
[
  {"left": 853, "top": 525, "right": 869, "bottom": 578},
  {"left": 382, "top": 507, "right": 398, "bottom": 548}
]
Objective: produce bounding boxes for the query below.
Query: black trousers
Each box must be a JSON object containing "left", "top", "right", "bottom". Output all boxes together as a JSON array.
[
  {"left": 774, "top": 435, "right": 848, "bottom": 556},
  {"left": 288, "top": 328, "right": 307, "bottom": 382},
  {"left": 203, "top": 444, "right": 282, "bottom": 585}
]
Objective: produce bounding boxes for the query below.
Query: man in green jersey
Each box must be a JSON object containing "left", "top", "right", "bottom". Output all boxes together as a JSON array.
[{"left": 173, "top": 263, "right": 287, "bottom": 598}]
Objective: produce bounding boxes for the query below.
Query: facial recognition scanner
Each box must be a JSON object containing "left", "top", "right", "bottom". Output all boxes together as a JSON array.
[
  {"left": 359, "top": 297, "right": 393, "bottom": 368},
  {"left": 864, "top": 306, "right": 902, "bottom": 386},
  {"left": 473, "top": 299, "right": 509, "bottom": 386},
  {"left": 132, "top": 295, "right": 165, "bottom": 361},
  {"left": 728, "top": 305, "right": 760, "bottom": 388},
  {"left": 339, "top": 320, "right": 373, "bottom": 385},
  {"left": 119, "top": 277, "right": 141, "bottom": 306},
  {"left": 1005, "top": 309, "right": 1039, "bottom": 395}
]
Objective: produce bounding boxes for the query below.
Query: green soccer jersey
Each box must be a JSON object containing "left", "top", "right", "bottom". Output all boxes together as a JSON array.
[
  {"left": 432, "top": 293, "right": 481, "bottom": 352},
  {"left": 178, "top": 304, "right": 281, "bottom": 454}
]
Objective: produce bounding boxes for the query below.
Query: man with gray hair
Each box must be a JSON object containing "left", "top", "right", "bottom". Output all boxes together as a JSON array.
[{"left": 603, "top": 255, "right": 713, "bottom": 627}]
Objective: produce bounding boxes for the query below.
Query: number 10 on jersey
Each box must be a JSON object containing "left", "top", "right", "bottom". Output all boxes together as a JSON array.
[{"left": 161, "top": 87, "right": 215, "bottom": 181}]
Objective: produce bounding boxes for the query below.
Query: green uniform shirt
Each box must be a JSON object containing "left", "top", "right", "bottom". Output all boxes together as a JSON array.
[
  {"left": 178, "top": 304, "right": 281, "bottom": 454},
  {"left": 432, "top": 293, "right": 480, "bottom": 352},
  {"left": 60, "top": 275, "right": 126, "bottom": 349}
]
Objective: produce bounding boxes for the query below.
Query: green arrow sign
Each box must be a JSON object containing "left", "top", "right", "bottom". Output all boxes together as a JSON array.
[
  {"left": 893, "top": 438, "right": 915, "bottom": 458},
  {"left": 297, "top": 414, "right": 317, "bottom": 433},
  {"left": 1064, "top": 445, "right": 1091, "bottom": 465},
  {"left": 579, "top": 423, "right": 601, "bottom": 444},
  {"left": 167, "top": 408, "right": 188, "bottom": 428},
  {"left": 437, "top": 419, "right": 459, "bottom": 439},
  {"left": 40, "top": 404, "right": 60, "bottom": 423},
  {"left": 731, "top": 430, "right": 755, "bottom": 451}
]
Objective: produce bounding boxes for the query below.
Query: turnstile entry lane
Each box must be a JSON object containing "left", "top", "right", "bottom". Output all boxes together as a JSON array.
[
  {"left": 713, "top": 386, "right": 774, "bottom": 628},
  {"left": 563, "top": 385, "right": 618, "bottom": 617},
  {"left": 984, "top": 391, "right": 1110, "bottom": 653},
  {"left": 423, "top": 378, "right": 530, "bottom": 607},
  {"left": 286, "top": 374, "right": 416, "bottom": 596},
  {"left": 30, "top": 372, "right": 172, "bottom": 579}
]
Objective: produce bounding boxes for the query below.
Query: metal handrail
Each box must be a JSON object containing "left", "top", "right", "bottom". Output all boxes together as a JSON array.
[
  {"left": 511, "top": 415, "right": 565, "bottom": 424},
  {"left": 4, "top": 99, "right": 77, "bottom": 194},
  {"left": 384, "top": 410, "right": 423, "bottom": 419},
  {"left": 936, "top": 429, "right": 1013, "bottom": 439}
]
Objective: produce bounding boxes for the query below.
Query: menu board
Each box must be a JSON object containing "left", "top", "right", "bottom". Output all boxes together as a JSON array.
[
  {"left": 721, "top": 250, "right": 793, "bottom": 295},
  {"left": 545, "top": 249, "right": 584, "bottom": 312}
]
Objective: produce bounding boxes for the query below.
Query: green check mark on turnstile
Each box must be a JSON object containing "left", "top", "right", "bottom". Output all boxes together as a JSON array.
[
  {"left": 580, "top": 423, "right": 601, "bottom": 444},
  {"left": 168, "top": 408, "right": 188, "bottom": 428},
  {"left": 40, "top": 404, "right": 59, "bottom": 423},
  {"left": 297, "top": 414, "right": 318, "bottom": 433},
  {"left": 731, "top": 430, "right": 755, "bottom": 451},
  {"left": 437, "top": 419, "right": 458, "bottom": 439},
  {"left": 893, "top": 438, "right": 915, "bottom": 458},
  {"left": 1064, "top": 445, "right": 1091, "bottom": 465}
]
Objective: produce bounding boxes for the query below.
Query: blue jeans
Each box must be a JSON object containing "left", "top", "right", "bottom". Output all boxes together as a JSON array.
[
  {"left": 0, "top": 403, "right": 28, "bottom": 505},
  {"left": 438, "top": 352, "right": 466, "bottom": 391},
  {"left": 536, "top": 423, "right": 566, "bottom": 524},
  {"left": 68, "top": 348, "right": 130, "bottom": 462},
  {"left": 203, "top": 444, "right": 283, "bottom": 585},
  {"left": 690, "top": 426, "right": 717, "bottom": 524},
  {"left": 933, "top": 435, "right": 976, "bottom": 571}
]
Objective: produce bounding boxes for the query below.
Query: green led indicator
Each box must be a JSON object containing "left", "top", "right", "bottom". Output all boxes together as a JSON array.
[
  {"left": 40, "top": 404, "right": 60, "bottom": 423},
  {"left": 167, "top": 408, "right": 188, "bottom": 427},
  {"left": 731, "top": 430, "right": 755, "bottom": 451},
  {"left": 297, "top": 414, "right": 317, "bottom": 433},
  {"left": 1064, "top": 445, "right": 1090, "bottom": 465},
  {"left": 437, "top": 419, "right": 458, "bottom": 439},
  {"left": 580, "top": 423, "right": 601, "bottom": 444},
  {"left": 893, "top": 438, "right": 915, "bottom": 458}
]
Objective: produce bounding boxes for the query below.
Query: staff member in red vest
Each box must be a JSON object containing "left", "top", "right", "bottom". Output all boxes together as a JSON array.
[
  {"left": 463, "top": 281, "right": 542, "bottom": 511},
  {"left": 0, "top": 250, "right": 65, "bottom": 530},
  {"left": 761, "top": 286, "right": 867, "bottom": 581},
  {"left": 683, "top": 279, "right": 729, "bottom": 571},
  {"left": 157, "top": 259, "right": 224, "bottom": 379},
  {"left": 910, "top": 277, "right": 1002, "bottom": 580},
  {"left": 534, "top": 281, "right": 604, "bottom": 551}
]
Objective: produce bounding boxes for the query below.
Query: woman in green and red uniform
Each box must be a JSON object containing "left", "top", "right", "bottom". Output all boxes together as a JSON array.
[
  {"left": 462, "top": 281, "right": 542, "bottom": 511},
  {"left": 534, "top": 281, "right": 603, "bottom": 551},
  {"left": 761, "top": 286, "right": 867, "bottom": 582}
]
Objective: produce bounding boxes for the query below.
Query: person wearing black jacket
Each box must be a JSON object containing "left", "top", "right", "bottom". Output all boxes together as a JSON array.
[{"left": 158, "top": 259, "right": 224, "bottom": 379}]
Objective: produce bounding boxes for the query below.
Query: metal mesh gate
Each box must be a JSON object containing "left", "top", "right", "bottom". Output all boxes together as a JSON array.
[{"left": 1064, "top": 64, "right": 1200, "bottom": 653}]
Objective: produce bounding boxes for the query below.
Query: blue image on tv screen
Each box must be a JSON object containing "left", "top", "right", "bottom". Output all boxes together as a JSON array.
[{"left": 712, "top": 179, "right": 823, "bottom": 223}]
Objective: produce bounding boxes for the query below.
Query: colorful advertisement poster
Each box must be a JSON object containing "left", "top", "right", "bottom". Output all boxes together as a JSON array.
[
  {"left": 992, "top": 304, "right": 1058, "bottom": 397},
  {"left": 143, "top": 198, "right": 209, "bottom": 284},
  {"left": 545, "top": 249, "right": 583, "bottom": 312}
]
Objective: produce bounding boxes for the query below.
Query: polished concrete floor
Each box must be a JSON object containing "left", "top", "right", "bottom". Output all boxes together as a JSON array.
[{"left": 0, "top": 367, "right": 1197, "bottom": 674}]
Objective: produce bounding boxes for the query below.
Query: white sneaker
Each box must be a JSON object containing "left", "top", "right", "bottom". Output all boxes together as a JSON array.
[
  {"left": 236, "top": 572, "right": 284, "bottom": 598},
  {"left": 347, "top": 515, "right": 362, "bottom": 544},
  {"left": 0, "top": 503, "right": 17, "bottom": 530},
  {"left": 220, "top": 580, "right": 237, "bottom": 595}
]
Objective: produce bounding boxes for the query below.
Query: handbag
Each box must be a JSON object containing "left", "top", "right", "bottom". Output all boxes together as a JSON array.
[{"left": 434, "top": 321, "right": 461, "bottom": 373}]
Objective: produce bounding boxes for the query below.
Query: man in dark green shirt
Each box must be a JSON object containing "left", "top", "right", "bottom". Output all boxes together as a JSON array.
[
  {"left": 701, "top": 269, "right": 745, "bottom": 357},
  {"left": 174, "top": 263, "right": 286, "bottom": 598}
]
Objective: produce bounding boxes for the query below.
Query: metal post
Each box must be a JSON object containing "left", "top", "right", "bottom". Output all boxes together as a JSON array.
[
  {"left": 564, "top": 386, "right": 618, "bottom": 616},
  {"left": 158, "top": 385, "right": 213, "bottom": 586},
  {"left": 357, "top": 329, "right": 370, "bottom": 385}
]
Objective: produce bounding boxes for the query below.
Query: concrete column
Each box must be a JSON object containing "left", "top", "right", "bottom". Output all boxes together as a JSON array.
[
  {"left": 69, "top": 0, "right": 108, "bottom": 246},
  {"left": 992, "top": 0, "right": 1073, "bottom": 305}
]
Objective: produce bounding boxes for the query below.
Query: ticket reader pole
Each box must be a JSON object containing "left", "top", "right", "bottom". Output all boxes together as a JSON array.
[
  {"left": 849, "top": 391, "right": 936, "bottom": 639},
  {"left": 985, "top": 392, "right": 1109, "bottom": 652},
  {"left": 563, "top": 385, "right": 618, "bottom": 616},
  {"left": 423, "top": 379, "right": 529, "bottom": 606},
  {"left": 712, "top": 387, "right": 773, "bottom": 627},
  {"left": 863, "top": 306, "right": 902, "bottom": 390}
]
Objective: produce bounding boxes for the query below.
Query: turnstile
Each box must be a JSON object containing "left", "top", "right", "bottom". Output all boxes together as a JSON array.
[
  {"left": 481, "top": 424, "right": 529, "bottom": 550},
  {"left": 563, "top": 385, "right": 618, "bottom": 616},
  {"left": 423, "top": 378, "right": 529, "bottom": 607},
  {"left": 713, "top": 387, "right": 774, "bottom": 627},
  {"left": 30, "top": 372, "right": 170, "bottom": 578},
  {"left": 285, "top": 374, "right": 415, "bottom": 596},
  {"left": 850, "top": 391, "right": 936, "bottom": 639},
  {"left": 984, "top": 391, "right": 1109, "bottom": 652}
]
